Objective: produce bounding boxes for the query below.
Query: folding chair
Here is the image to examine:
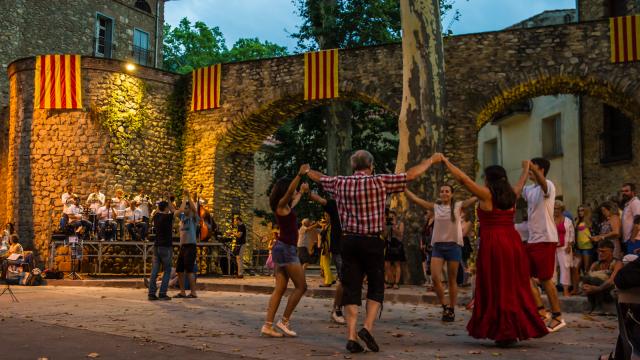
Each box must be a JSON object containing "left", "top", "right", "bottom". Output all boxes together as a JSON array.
[{"left": 0, "top": 259, "right": 19, "bottom": 302}]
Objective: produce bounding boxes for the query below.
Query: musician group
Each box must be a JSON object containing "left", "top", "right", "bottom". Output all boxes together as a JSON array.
[{"left": 58, "top": 184, "right": 170, "bottom": 242}]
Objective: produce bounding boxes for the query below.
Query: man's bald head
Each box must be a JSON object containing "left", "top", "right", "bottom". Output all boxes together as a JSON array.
[{"left": 350, "top": 150, "right": 374, "bottom": 172}]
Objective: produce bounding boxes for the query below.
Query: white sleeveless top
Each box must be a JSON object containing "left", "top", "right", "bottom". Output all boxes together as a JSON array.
[{"left": 431, "top": 202, "right": 463, "bottom": 246}]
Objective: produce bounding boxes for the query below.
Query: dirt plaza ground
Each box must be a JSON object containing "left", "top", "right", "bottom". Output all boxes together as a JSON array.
[{"left": 0, "top": 284, "right": 619, "bottom": 360}]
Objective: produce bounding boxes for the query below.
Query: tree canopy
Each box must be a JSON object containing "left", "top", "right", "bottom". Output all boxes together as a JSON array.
[{"left": 163, "top": 18, "right": 288, "bottom": 74}]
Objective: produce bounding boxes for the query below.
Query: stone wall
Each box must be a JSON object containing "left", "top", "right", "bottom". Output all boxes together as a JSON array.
[
  {"left": 4, "top": 57, "right": 180, "bottom": 260},
  {"left": 0, "top": 0, "right": 164, "bottom": 108}
]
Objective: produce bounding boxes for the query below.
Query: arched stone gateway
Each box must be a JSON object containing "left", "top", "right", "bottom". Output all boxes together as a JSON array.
[{"left": 3, "top": 18, "right": 640, "bottom": 258}]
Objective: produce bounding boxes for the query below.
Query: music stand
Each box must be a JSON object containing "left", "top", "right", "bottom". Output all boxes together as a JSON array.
[
  {"left": 0, "top": 259, "right": 19, "bottom": 302},
  {"left": 66, "top": 235, "right": 83, "bottom": 280}
]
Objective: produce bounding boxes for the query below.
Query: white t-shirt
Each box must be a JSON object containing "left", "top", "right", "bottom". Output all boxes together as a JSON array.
[
  {"left": 134, "top": 195, "right": 150, "bottom": 218},
  {"left": 125, "top": 208, "right": 144, "bottom": 223},
  {"left": 622, "top": 197, "right": 640, "bottom": 241},
  {"left": 297, "top": 225, "right": 316, "bottom": 248},
  {"left": 97, "top": 206, "right": 115, "bottom": 221},
  {"left": 64, "top": 205, "right": 83, "bottom": 221},
  {"left": 431, "top": 202, "right": 463, "bottom": 246},
  {"left": 523, "top": 180, "right": 558, "bottom": 244},
  {"left": 62, "top": 192, "right": 74, "bottom": 211}
]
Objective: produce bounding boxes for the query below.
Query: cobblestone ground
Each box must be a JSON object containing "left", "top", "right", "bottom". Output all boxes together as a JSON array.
[{"left": 0, "top": 286, "right": 618, "bottom": 359}]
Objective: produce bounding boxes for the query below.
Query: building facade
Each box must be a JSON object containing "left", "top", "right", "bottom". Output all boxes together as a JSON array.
[{"left": 0, "top": 0, "right": 164, "bottom": 110}]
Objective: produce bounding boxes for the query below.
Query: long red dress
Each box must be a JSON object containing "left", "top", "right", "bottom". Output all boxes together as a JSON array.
[{"left": 467, "top": 206, "right": 548, "bottom": 341}]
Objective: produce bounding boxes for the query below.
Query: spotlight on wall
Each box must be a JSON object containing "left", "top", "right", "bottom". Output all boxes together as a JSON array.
[{"left": 125, "top": 63, "right": 136, "bottom": 72}]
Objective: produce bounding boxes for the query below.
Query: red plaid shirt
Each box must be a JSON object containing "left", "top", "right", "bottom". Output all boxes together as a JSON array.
[{"left": 320, "top": 172, "right": 407, "bottom": 235}]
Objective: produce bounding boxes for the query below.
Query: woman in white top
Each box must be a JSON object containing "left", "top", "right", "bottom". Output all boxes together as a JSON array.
[
  {"left": 405, "top": 185, "right": 477, "bottom": 322},
  {"left": 553, "top": 200, "right": 575, "bottom": 297}
]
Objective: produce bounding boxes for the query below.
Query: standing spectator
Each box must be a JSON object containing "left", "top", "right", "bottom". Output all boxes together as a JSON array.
[
  {"left": 522, "top": 158, "right": 565, "bottom": 332},
  {"left": 575, "top": 205, "right": 595, "bottom": 273},
  {"left": 317, "top": 215, "right": 335, "bottom": 287},
  {"left": 384, "top": 210, "right": 405, "bottom": 290},
  {"left": 554, "top": 200, "right": 575, "bottom": 297},
  {"left": 148, "top": 200, "right": 175, "bottom": 301},
  {"left": 582, "top": 240, "right": 622, "bottom": 312},
  {"left": 441, "top": 156, "right": 548, "bottom": 346},
  {"left": 233, "top": 216, "right": 247, "bottom": 279},
  {"left": 621, "top": 183, "right": 640, "bottom": 255},
  {"left": 297, "top": 218, "right": 319, "bottom": 271},
  {"left": 420, "top": 210, "right": 435, "bottom": 288},
  {"left": 174, "top": 190, "right": 199, "bottom": 299},
  {"left": 609, "top": 255, "right": 640, "bottom": 360},
  {"left": 306, "top": 150, "right": 438, "bottom": 353},
  {"left": 309, "top": 191, "right": 346, "bottom": 324},
  {"left": 261, "top": 166, "right": 308, "bottom": 338},
  {"left": 593, "top": 202, "right": 622, "bottom": 260},
  {"left": 629, "top": 215, "right": 640, "bottom": 255},
  {"left": 405, "top": 186, "right": 476, "bottom": 322}
]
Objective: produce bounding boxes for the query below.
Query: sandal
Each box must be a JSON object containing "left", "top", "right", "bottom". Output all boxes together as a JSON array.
[
  {"left": 546, "top": 315, "right": 566, "bottom": 332},
  {"left": 186, "top": 294, "right": 198, "bottom": 298},
  {"left": 174, "top": 293, "right": 187, "bottom": 298},
  {"left": 393, "top": 283, "right": 399, "bottom": 289}
]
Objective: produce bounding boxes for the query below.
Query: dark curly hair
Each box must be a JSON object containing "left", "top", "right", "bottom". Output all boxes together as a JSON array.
[{"left": 484, "top": 165, "right": 516, "bottom": 210}]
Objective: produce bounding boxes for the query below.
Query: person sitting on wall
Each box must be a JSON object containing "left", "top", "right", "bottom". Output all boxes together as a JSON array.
[
  {"left": 582, "top": 239, "right": 623, "bottom": 313},
  {"left": 7, "top": 234, "right": 23, "bottom": 257}
]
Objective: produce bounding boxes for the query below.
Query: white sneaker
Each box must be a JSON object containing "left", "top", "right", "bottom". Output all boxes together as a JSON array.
[
  {"left": 276, "top": 320, "right": 297, "bottom": 337},
  {"left": 260, "top": 324, "right": 283, "bottom": 338},
  {"left": 331, "top": 310, "right": 346, "bottom": 324}
]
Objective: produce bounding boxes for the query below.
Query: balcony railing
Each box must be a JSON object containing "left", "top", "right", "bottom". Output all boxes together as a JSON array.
[{"left": 132, "top": 45, "right": 152, "bottom": 66}]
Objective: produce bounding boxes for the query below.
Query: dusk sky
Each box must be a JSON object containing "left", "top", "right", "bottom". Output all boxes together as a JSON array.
[{"left": 165, "top": 0, "right": 578, "bottom": 52}]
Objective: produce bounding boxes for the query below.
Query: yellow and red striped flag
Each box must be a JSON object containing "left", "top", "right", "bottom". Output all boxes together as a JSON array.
[
  {"left": 304, "top": 49, "right": 339, "bottom": 100},
  {"left": 191, "top": 64, "right": 221, "bottom": 111},
  {"left": 610, "top": 15, "right": 640, "bottom": 63},
  {"left": 34, "top": 54, "right": 82, "bottom": 109}
]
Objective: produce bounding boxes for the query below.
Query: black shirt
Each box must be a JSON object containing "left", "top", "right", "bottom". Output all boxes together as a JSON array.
[
  {"left": 153, "top": 212, "right": 174, "bottom": 247},
  {"left": 324, "top": 199, "right": 342, "bottom": 254},
  {"left": 236, "top": 223, "right": 247, "bottom": 246}
]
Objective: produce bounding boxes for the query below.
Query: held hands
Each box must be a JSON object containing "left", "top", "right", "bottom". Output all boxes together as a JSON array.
[
  {"left": 430, "top": 153, "right": 443, "bottom": 164},
  {"left": 298, "top": 164, "right": 311, "bottom": 177},
  {"left": 522, "top": 160, "right": 531, "bottom": 170}
]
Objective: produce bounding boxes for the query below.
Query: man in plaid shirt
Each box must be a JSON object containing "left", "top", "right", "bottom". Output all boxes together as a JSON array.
[{"left": 307, "top": 150, "right": 441, "bottom": 353}]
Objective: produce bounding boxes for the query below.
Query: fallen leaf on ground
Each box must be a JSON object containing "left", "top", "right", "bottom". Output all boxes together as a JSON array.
[
  {"left": 468, "top": 350, "right": 482, "bottom": 354},
  {"left": 87, "top": 353, "right": 100, "bottom": 358}
]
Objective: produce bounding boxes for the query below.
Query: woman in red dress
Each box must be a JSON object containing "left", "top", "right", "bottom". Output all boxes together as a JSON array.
[{"left": 440, "top": 154, "right": 548, "bottom": 346}]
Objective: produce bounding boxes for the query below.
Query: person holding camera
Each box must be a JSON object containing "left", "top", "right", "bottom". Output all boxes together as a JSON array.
[{"left": 174, "top": 190, "right": 199, "bottom": 299}]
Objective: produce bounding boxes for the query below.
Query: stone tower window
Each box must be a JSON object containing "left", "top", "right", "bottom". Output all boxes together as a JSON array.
[
  {"left": 135, "top": 0, "right": 152, "bottom": 13},
  {"left": 95, "top": 13, "right": 114, "bottom": 58},
  {"left": 607, "top": 0, "right": 629, "bottom": 17},
  {"left": 542, "top": 114, "right": 563, "bottom": 158}
]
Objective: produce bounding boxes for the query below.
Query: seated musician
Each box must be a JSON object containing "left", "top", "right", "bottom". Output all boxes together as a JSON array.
[
  {"left": 60, "top": 184, "right": 75, "bottom": 229},
  {"left": 87, "top": 184, "right": 105, "bottom": 214},
  {"left": 134, "top": 187, "right": 151, "bottom": 223},
  {"left": 125, "top": 201, "right": 147, "bottom": 241},
  {"left": 66, "top": 197, "right": 92, "bottom": 237},
  {"left": 7, "top": 234, "right": 23, "bottom": 257},
  {"left": 0, "top": 223, "right": 14, "bottom": 258},
  {"left": 112, "top": 189, "right": 129, "bottom": 240},
  {"left": 97, "top": 198, "right": 118, "bottom": 241}
]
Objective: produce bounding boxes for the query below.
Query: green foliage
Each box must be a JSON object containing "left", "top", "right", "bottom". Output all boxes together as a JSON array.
[
  {"left": 257, "top": 101, "right": 398, "bottom": 221},
  {"left": 226, "top": 38, "right": 288, "bottom": 62},
  {"left": 163, "top": 18, "right": 290, "bottom": 74},
  {"left": 97, "top": 76, "right": 150, "bottom": 165},
  {"left": 291, "top": 0, "right": 467, "bottom": 50}
]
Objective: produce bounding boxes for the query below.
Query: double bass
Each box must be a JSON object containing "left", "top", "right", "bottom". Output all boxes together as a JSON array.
[{"left": 195, "top": 185, "right": 215, "bottom": 242}]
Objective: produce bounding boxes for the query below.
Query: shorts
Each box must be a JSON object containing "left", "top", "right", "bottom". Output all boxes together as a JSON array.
[
  {"left": 432, "top": 242, "right": 462, "bottom": 262},
  {"left": 576, "top": 248, "right": 594, "bottom": 256},
  {"left": 625, "top": 240, "right": 640, "bottom": 255},
  {"left": 272, "top": 241, "right": 300, "bottom": 267},
  {"left": 526, "top": 242, "right": 556, "bottom": 281},
  {"left": 341, "top": 234, "right": 385, "bottom": 306},
  {"left": 176, "top": 244, "right": 196, "bottom": 273},
  {"left": 233, "top": 244, "right": 246, "bottom": 257},
  {"left": 333, "top": 253, "right": 343, "bottom": 281},
  {"left": 297, "top": 247, "right": 311, "bottom": 264}
]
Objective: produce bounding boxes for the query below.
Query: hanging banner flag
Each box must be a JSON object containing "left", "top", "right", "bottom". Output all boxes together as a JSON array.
[
  {"left": 34, "top": 54, "right": 82, "bottom": 109},
  {"left": 191, "top": 64, "right": 221, "bottom": 111},
  {"left": 610, "top": 15, "right": 640, "bottom": 63},
  {"left": 304, "top": 49, "right": 339, "bottom": 100}
]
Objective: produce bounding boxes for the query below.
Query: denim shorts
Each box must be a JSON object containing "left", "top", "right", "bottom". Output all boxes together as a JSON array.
[
  {"left": 432, "top": 242, "right": 462, "bottom": 262},
  {"left": 272, "top": 241, "right": 300, "bottom": 267},
  {"left": 576, "top": 248, "right": 594, "bottom": 256}
]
